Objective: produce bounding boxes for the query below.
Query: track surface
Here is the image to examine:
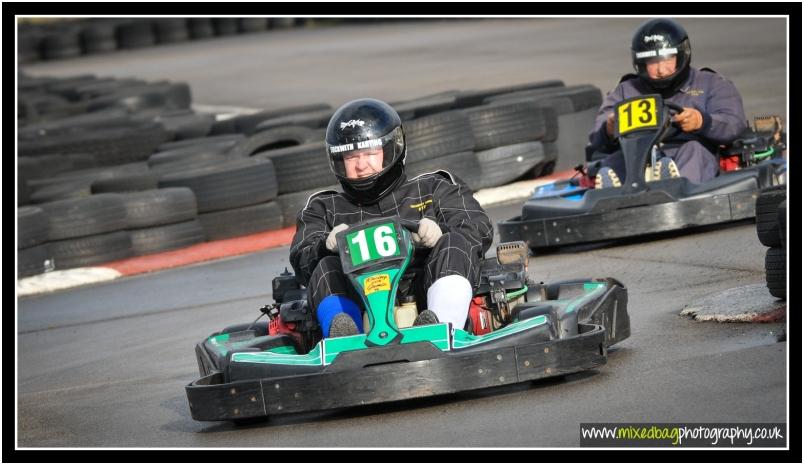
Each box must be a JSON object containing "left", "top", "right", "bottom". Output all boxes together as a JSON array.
[{"left": 17, "top": 18, "right": 788, "bottom": 447}]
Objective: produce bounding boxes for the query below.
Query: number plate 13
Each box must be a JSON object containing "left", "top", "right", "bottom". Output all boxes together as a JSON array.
[{"left": 617, "top": 96, "right": 659, "bottom": 136}]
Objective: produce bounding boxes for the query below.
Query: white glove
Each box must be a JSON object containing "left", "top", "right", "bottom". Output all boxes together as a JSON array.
[
  {"left": 326, "top": 223, "right": 349, "bottom": 252},
  {"left": 411, "top": 218, "right": 443, "bottom": 248}
]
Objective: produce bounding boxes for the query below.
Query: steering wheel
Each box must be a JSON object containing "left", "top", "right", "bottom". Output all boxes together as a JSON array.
[
  {"left": 665, "top": 101, "right": 685, "bottom": 114},
  {"left": 664, "top": 101, "right": 685, "bottom": 125},
  {"left": 398, "top": 218, "right": 420, "bottom": 233}
]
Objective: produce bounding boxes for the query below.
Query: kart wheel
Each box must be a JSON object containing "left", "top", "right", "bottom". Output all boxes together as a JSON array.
[
  {"left": 756, "top": 186, "right": 786, "bottom": 247},
  {"left": 765, "top": 247, "right": 786, "bottom": 300}
]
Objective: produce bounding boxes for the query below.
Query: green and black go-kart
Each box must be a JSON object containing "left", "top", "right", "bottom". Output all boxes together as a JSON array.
[
  {"left": 498, "top": 94, "right": 787, "bottom": 250},
  {"left": 186, "top": 218, "right": 630, "bottom": 422}
]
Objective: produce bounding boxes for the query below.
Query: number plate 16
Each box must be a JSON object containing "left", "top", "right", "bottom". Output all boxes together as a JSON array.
[
  {"left": 346, "top": 222, "right": 401, "bottom": 267},
  {"left": 616, "top": 95, "right": 660, "bottom": 137}
]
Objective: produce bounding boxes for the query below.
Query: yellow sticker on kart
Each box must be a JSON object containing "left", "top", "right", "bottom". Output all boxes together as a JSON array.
[
  {"left": 364, "top": 274, "right": 391, "bottom": 295},
  {"left": 618, "top": 96, "right": 659, "bottom": 135}
]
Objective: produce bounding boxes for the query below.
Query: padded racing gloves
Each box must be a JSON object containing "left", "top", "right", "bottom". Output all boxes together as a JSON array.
[
  {"left": 411, "top": 218, "right": 443, "bottom": 248},
  {"left": 326, "top": 223, "right": 349, "bottom": 252}
]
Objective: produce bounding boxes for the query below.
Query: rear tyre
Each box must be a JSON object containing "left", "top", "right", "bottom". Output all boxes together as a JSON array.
[
  {"left": 765, "top": 247, "right": 786, "bottom": 300},
  {"left": 755, "top": 186, "right": 786, "bottom": 247}
]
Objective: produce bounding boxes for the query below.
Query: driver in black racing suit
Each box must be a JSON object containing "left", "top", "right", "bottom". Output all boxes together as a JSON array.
[{"left": 289, "top": 98, "right": 493, "bottom": 338}]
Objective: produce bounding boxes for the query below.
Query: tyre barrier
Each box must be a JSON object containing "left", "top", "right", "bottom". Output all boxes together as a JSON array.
[
  {"left": 18, "top": 17, "right": 305, "bottom": 63},
  {"left": 18, "top": 73, "right": 602, "bottom": 277}
]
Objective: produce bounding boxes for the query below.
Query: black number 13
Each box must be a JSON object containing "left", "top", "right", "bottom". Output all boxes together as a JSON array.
[{"left": 623, "top": 99, "right": 654, "bottom": 127}]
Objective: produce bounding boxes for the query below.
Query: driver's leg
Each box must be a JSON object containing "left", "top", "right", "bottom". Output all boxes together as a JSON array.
[
  {"left": 593, "top": 149, "right": 625, "bottom": 188},
  {"left": 415, "top": 232, "right": 480, "bottom": 329},
  {"left": 662, "top": 141, "right": 719, "bottom": 183},
  {"left": 308, "top": 256, "right": 364, "bottom": 337}
]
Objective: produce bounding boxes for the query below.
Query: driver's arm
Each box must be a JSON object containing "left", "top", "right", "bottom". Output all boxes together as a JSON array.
[
  {"left": 431, "top": 174, "right": 493, "bottom": 257},
  {"left": 289, "top": 198, "right": 332, "bottom": 285},
  {"left": 690, "top": 75, "right": 747, "bottom": 144},
  {"left": 588, "top": 84, "right": 625, "bottom": 151}
]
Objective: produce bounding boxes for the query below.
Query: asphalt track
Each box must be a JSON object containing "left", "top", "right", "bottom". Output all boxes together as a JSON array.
[{"left": 16, "top": 17, "right": 789, "bottom": 448}]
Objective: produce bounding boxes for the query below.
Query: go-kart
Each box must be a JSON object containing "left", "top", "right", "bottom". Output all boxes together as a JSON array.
[
  {"left": 185, "top": 218, "right": 631, "bottom": 422},
  {"left": 498, "top": 94, "right": 787, "bottom": 250}
]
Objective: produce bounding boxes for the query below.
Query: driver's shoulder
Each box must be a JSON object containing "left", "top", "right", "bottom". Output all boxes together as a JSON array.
[
  {"left": 408, "top": 169, "right": 460, "bottom": 186},
  {"left": 303, "top": 188, "right": 344, "bottom": 210},
  {"left": 618, "top": 73, "right": 639, "bottom": 84},
  {"left": 690, "top": 66, "right": 733, "bottom": 86}
]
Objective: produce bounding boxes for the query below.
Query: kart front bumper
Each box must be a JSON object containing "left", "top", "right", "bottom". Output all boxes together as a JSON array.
[{"left": 186, "top": 324, "right": 607, "bottom": 421}]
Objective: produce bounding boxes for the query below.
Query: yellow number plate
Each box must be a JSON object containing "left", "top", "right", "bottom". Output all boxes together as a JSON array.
[{"left": 617, "top": 96, "right": 658, "bottom": 135}]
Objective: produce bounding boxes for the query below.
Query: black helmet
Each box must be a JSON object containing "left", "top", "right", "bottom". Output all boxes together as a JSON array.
[
  {"left": 325, "top": 98, "right": 406, "bottom": 204},
  {"left": 631, "top": 18, "right": 692, "bottom": 94}
]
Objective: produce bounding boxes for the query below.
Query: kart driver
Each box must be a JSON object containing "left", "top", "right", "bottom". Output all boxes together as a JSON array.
[
  {"left": 586, "top": 18, "right": 747, "bottom": 188},
  {"left": 289, "top": 98, "right": 493, "bottom": 338}
]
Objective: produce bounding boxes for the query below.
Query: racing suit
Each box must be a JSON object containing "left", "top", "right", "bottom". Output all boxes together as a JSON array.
[
  {"left": 588, "top": 67, "right": 748, "bottom": 183},
  {"left": 289, "top": 171, "right": 493, "bottom": 317}
]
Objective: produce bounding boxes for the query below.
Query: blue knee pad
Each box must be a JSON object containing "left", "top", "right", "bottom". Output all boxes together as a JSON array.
[{"left": 316, "top": 295, "right": 363, "bottom": 337}]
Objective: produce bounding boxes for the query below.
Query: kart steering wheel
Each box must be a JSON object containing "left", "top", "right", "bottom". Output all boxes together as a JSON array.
[
  {"left": 398, "top": 218, "right": 420, "bottom": 233},
  {"left": 398, "top": 218, "right": 440, "bottom": 250},
  {"left": 665, "top": 101, "right": 685, "bottom": 114},
  {"left": 664, "top": 101, "right": 685, "bottom": 126}
]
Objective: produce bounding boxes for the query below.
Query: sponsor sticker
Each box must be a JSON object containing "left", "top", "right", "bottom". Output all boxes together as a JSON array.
[
  {"left": 364, "top": 274, "right": 391, "bottom": 295},
  {"left": 329, "top": 143, "right": 354, "bottom": 154},
  {"left": 356, "top": 138, "right": 383, "bottom": 149},
  {"left": 409, "top": 199, "right": 433, "bottom": 212}
]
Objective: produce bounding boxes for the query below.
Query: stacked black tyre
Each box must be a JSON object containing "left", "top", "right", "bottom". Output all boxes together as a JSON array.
[
  {"left": 755, "top": 185, "right": 787, "bottom": 299},
  {"left": 18, "top": 18, "right": 303, "bottom": 63},
  {"left": 480, "top": 83, "right": 604, "bottom": 175},
  {"left": 159, "top": 158, "right": 282, "bottom": 241},
  {"left": 37, "top": 194, "right": 133, "bottom": 270},
  {"left": 122, "top": 188, "right": 205, "bottom": 256},
  {"left": 17, "top": 74, "right": 213, "bottom": 277},
  {"left": 18, "top": 190, "right": 208, "bottom": 275},
  {"left": 18, "top": 207, "right": 53, "bottom": 278},
  {"left": 239, "top": 80, "right": 605, "bottom": 226},
  {"left": 18, "top": 72, "right": 605, "bottom": 277}
]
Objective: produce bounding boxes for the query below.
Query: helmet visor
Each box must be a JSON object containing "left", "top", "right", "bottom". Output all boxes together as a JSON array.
[{"left": 327, "top": 126, "right": 404, "bottom": 180}]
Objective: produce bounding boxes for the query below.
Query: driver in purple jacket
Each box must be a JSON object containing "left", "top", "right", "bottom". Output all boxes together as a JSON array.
[{"left": 587, "top": 18, "right": 747, "bottom": 188}]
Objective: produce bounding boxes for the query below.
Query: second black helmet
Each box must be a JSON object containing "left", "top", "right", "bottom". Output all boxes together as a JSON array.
[{"left": 631, "top": 18, "right": 692, "bottom": 94}]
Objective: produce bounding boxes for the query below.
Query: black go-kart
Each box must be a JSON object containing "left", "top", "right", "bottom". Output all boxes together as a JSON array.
[
  {"left": 498, "top": 94, "right": 786, "bottom": 250},
  {"left": 186, "top": 218, "right": 630, "bottom": 422}
]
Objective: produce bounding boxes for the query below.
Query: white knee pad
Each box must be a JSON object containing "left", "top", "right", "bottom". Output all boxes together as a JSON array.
[{"left": 427, "top": 274, "right": 472, "bottom": 330}]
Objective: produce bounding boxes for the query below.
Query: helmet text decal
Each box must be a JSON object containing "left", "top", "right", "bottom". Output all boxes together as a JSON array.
[
  {"left": 340, "top": 119, "right": 366, "bottom": 129},
  {"left": 329, "top": 143, "right": 355, "bottom": 154}
]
